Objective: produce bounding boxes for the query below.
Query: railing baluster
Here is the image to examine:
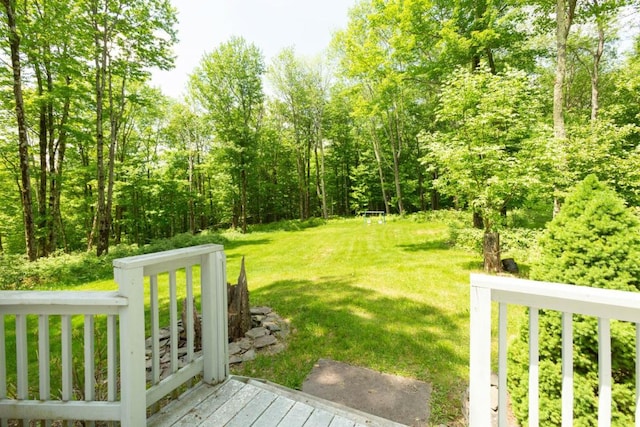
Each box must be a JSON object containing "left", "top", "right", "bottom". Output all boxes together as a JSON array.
[
  {"left": 0, "top": 316, "right": 5, "bottom": 427},
  {"left": 469, "top": 284, "right": 492, "bottom": 425},
  {"left": 186, "top": 266, "right": 194, "bottom": 362},
  {"left": 84, "top": 315, "right": 95, "bottom": 400},
  {"left": 561, "top": 312, "right": 573, "bottom": 427},
  {"left": 169, "top": 270, "right": 178, "bottom": 373},
  {"left": 84, "top": 315, "right": 96, "bottom": 427},
  {"left": 498, "top": 303, "right": 507, "bottom": 427},
  {"left": 16, "top": 314, "right": 28, "bottom": 400},
  {"left": 150, "top": 274, "right": 160, "bottom": 385},
  {"left": 38, "top": 315, "right": 51, "bottom": 401},
  {"left": 598, "top": 318, "right": 612, "bottom": 427},
  {"left": 107, "top": 314, "right": 117, "bottom": 402},
  {"left": 636, "top": 323, "right": 640, "bottom": 427},
  {"left": 61, "top": 315, "right": 72, "bottom": 402},
  {"left": 0, "top": 314, "right": 7, "bottom": 399},
  {"left": 529, "top": 308, "right": 539, "bottom": 427}
]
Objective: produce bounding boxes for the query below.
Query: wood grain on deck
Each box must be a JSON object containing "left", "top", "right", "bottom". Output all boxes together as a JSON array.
[{"left": 148, "top": 376, "right": 406, "bottom": 427}]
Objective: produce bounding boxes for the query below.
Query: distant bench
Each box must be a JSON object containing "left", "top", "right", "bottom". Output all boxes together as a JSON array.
[{"left": 361, "top": 210, "right": 386, "bottom": 224}]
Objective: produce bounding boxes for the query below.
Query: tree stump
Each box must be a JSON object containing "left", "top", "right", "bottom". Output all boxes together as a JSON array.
[
  {"left": 227, "top": 256, "right": 251, "bottom": 341},
  {"left": 483, "top": 232, "right": 502, "bottom": 273}
]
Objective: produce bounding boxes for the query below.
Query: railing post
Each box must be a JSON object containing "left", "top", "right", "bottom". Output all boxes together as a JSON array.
[
  {"left": 115, "top": 266, "right": 146, "bottom": 426},
  {"left": 200, "top": 249, "right": 229, "bottom": 384},
  {"left": 469, "top": 280, "right": 492, "bottom": 426}
]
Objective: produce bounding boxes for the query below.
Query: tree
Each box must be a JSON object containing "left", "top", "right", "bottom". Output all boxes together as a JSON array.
[
  {"left": 509, "top": 175, "right": 640, "bottom": 425},
  {"left": 424, "top": 66, "right": 548, "bottom": 272},
  {"left": 189, "top": 37, "right": 265, "bottom": 233},
  {"left": 84, "top": 0, "right": 177, "bottom": 255},
  {"left": 1, "top": 0, "right": 37, "bottom": 261}
]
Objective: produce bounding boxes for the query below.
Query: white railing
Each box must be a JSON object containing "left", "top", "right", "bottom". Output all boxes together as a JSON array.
[
  {"left": 469, "top": 273, "right": 640, "bottom": 427},
  {"left": 0, "top": 244, "right": 228, "bottom": 426}
]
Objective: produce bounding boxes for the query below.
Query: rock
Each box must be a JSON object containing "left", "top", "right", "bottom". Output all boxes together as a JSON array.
[
  {"left": 229, "top": 355, "right": 243, "bottom": 364},
  {"left": 241, "top": 349, "right": 256, "bottom": 362},
  {"left": 245, "top": 327, "right": 268, "bottom": 339},
  {"left": 502, "top": 258, "right": 519, "bottom": 274},
  {"left": 491, "top": 385, "right": 499, "bottom": 412},
  {"left": 254, "top": 335, "right": 277, "bottom": 349},
  {"left": 229, "top": 342, "right": 242, "bottom": 355},
  {"left": 263, "top": 321, "right": 281, "bottom": 332},
  {"left": 250, "top": 306, "right": 272, "bottom": 315},
  {"left": 238, "top": 337, "right": 253, "bottom": 350}
]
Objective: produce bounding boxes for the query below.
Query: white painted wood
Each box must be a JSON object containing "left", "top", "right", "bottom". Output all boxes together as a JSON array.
[
  {"left": 16, "top": 314, "right": 28, "bottom": 400},
  {"left": 146, "top": 358, "right": 204, "bottom": 407},
  {"left": 304, "top": 407, "right": 335, "bottom": 426},
  {"left": 226, "top": 388, "right": 278, "bottom": 427},
  {"left": 203, "top": 381, "right": 261, "bottom": 425},
  {"left": 469, "top": 285, "right": 492, "bottom": 426},
  {"left": 107, "top": 314, "right": 117, "bottom": 403},
  {"left": 114, "top": 265, "right": 147, "bottom": 426},
  {"left": 498, "top": 303, "right": 507, "bottom": 427},
  {"left": 200, "top": 251, "right": 228, "bottom": 384},
  {"left": 61, "top": 314, "right": 73, "bottom": 402},
  {"left": 0, "top": 291, "right": 126, "bottom": 309},
  {"left": 112, "top": 244, "right": 222, "bottom": 271},
  {"left": 278, "top": 401, "right": 314, "bottom": 427},
  {"left": 0, "top": 315, "right": 5, "bottom": 399},
  {"left": 529, "top": 308, "right": 539, "bottom": 427},
  {"left": 146, "top": 382, "right": 218, "bottom": 427},
  {"left": 636, "top": 323, "right": 640, "bottom": 427},
  {"left": 0, "top": 400, "right": 120, "bottom": 420},
  {"left": 38, "top": 314, "right": 50, "bottom": 400},
  {"left": 561, "top": 312, "right": 573, "bottom": 427},
  {"left": 328, "top": 416, "right": 356, "bottom": 427},
  {"left": 251, "top": 394, "right": 296, "bottom": 427},
  {"left": 598, "top": 318, "right": 612, "bottom": 427},
  {"left": 471, "top": 274, "right": 640, "bottom": 323},
  {"left": 150, "top": 274, "right": 160, "bottom": 385},
  {"left": 169, "top": 270, "right": 178, "bottom": 374},
  {"left": 84, "top": 315, "right": 95, "bottom": 402},
  {"left": 186, "top": 266, "right": 194, "bottom": 363},
  {"left": 170, "top": 379, "right": 245, "bottom": 425}
]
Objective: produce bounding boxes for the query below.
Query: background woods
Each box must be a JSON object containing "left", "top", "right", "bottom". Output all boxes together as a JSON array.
[{"left": 1, "top": 0, "right": 640, "bottom": 266}]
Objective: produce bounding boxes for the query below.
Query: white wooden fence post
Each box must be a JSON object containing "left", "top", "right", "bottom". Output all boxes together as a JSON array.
[
  {"left": 200, "top": 249, "right": 229, "bottom": 384},
  {"left": 115, "top": 266, "right": 147, "bottom": 426},
  {"left": 469, "top": 278, "right": 492, "bottom": 426}
]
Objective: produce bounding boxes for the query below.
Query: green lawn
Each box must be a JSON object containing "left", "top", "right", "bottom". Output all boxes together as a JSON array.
[
  {"left": 3, "top": 216, "right": 484, "bottom": 424},
  {"left": 224, "top": 216, "right": 480, "bottom": 423}
]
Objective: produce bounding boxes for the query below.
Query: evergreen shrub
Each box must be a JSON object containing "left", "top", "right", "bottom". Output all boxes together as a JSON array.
[{"left": 508, "top": 175, "right": 640, "bottom": 426}]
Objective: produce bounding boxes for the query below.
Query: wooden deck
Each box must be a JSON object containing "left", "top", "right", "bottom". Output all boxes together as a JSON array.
[{"left": 147, "top": 376, "right": 407, "bottom": 427}]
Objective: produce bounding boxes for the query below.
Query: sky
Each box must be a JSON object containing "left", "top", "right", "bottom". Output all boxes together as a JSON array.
[{"left": 150, "top": 0, "right": 357, "bottom": 99}]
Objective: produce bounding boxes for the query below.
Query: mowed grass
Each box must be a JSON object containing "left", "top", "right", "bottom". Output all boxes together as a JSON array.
[
  {"left": 3, "top": 216, "right": 484, "bottom": 424},
  {"left": 224, "top": 217, "right": 480, "bottom": 423}
]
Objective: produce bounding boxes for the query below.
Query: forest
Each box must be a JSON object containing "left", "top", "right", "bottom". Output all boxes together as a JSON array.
[{"left": 1, "top": 0, "right": 640, "bottom": 264}]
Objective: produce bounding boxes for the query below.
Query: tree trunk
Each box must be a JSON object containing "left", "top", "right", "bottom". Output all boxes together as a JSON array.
[
  {"left": 473, "top": 211, "right": 484, "bottom": 229},
  {"left": 483, "top": 232, "right": 501, "bottom": 273},
  {"left": 552, "top": 0, "right": 577, "bottom": 216},
  {"left": 3, "top": 0, "right": 37, "bottom": 261},
  {"left": 591, "top": 18, "right": 604, "bottom": 122},
  {"left": 369, "top": 121, "right": 390, "bottom": 215}
]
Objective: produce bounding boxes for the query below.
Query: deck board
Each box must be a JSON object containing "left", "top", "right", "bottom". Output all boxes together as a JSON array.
[{"left": 147, "top": 376, "right": 407, "bottom": 427}]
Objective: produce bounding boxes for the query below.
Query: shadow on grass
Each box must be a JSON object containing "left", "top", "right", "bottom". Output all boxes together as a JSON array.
[
  {"left": 235, "top": 276, "right": 469, "bottom": 421},
  {"left": 397, "top": 239, "right": 450, "bottom": 252}
]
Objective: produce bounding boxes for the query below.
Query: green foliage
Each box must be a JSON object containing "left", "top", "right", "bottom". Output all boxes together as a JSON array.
[
  {"left": 0, "top": 231, "right": 227, "bottom": 290},
  {"left": 508, "top": 175, "right": 640, "bottom": 426},
  {"left": 424, "top": 65, "right": 550, "bottom": 232}
]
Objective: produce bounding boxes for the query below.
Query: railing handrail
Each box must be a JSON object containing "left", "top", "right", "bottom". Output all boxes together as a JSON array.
[
  {"left": 113, "top": 243, "right": 223, "bottom": 270},
  {"left": 0, "top": 290, "right": 127, "bottom": 310},
  {"left": 471, "top": 273, "right": 640, "bottom": 322},
  {"left": 469, "top": 273, "right": 640, "bottom": 427}
]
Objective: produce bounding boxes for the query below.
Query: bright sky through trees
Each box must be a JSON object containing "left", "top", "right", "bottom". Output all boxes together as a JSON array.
[{"left": 150, "top": 0, "right": 356, "bottom": 98}]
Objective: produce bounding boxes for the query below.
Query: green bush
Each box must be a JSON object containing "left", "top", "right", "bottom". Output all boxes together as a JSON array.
[{"left": 508, "top": 175, "right": 640, "bottom": 426}]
